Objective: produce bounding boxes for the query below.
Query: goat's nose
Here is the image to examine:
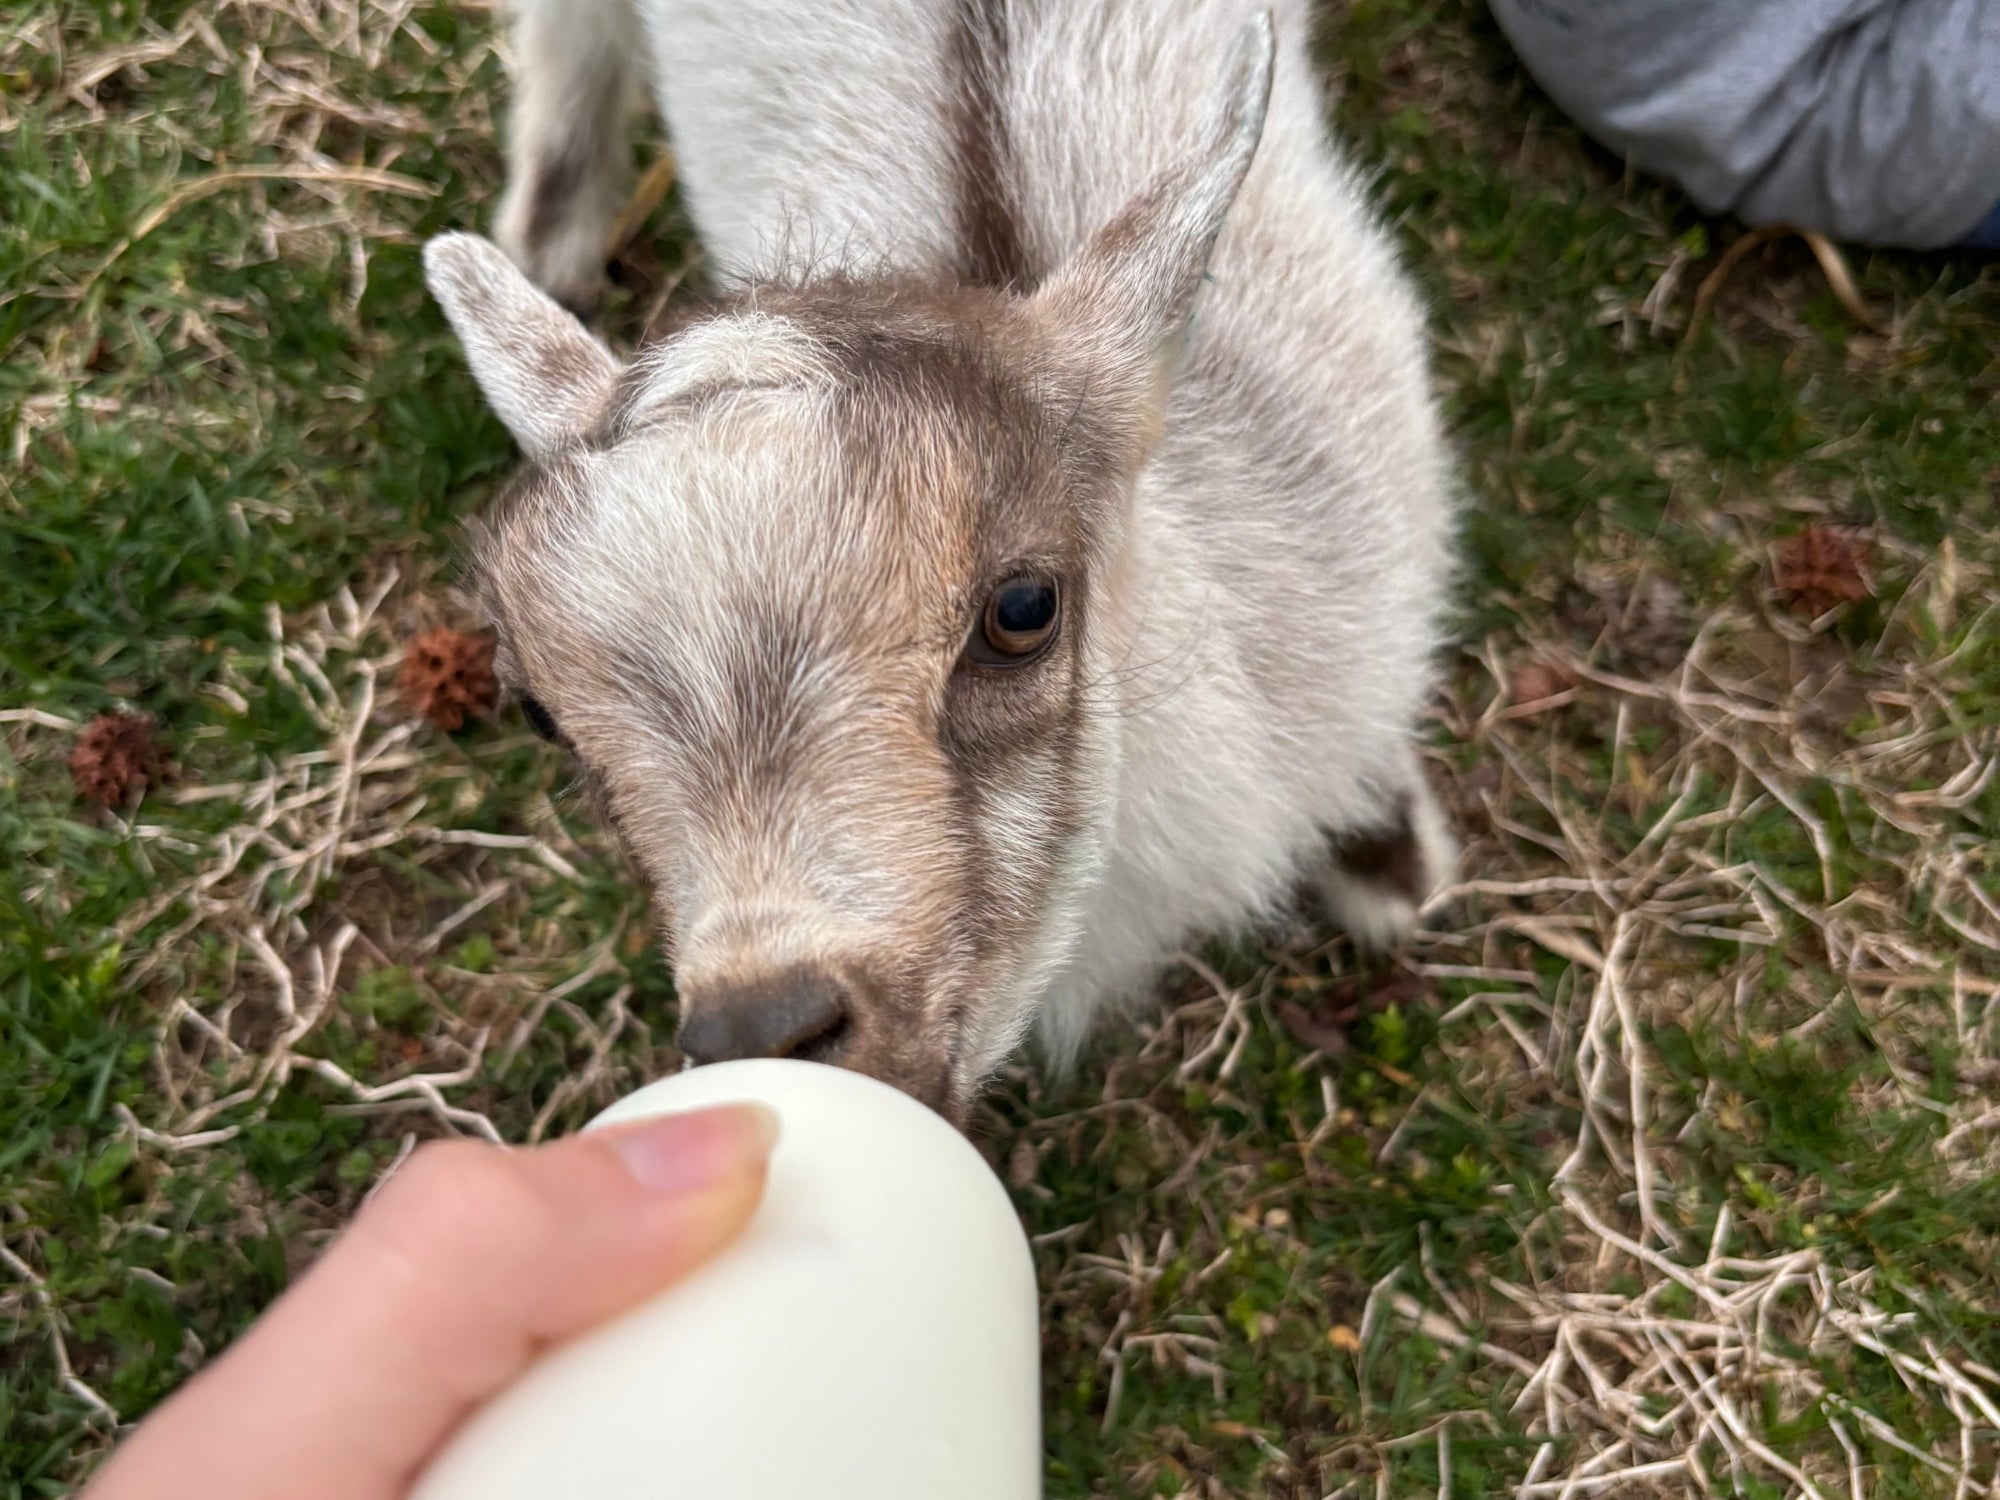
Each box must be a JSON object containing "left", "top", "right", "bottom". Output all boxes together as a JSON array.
[{"left": 677, "top": 968, "right": 854, "bottom": 1066}]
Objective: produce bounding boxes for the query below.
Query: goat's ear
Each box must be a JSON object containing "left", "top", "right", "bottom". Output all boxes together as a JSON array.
[
  {"left": 1031, "top": 13, "right": 1274, "bottom": 382},
  {"left": 424, "top": 233, "right": 621, "bottom": 458}
]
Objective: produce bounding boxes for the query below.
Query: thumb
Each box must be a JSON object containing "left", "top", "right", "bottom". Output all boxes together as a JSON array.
[{"left": 88, "top": 1103, "right": 776, "bottom": 1500}]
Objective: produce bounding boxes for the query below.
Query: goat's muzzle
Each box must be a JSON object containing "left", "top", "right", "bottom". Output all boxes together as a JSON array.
[
  {"left": 674, "top": 963, "right": 961, "bottom": 1120},
  {"left": 677, "top": 965, "right": 856, "bottom": 1066}
]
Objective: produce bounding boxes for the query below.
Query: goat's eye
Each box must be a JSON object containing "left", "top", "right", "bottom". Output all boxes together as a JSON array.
[
  {"left": 520, "top": 695, "right": 561, "bottom": 741},
  {"left": 973, "top": 577, "right": 1061, "bottom": 665}
]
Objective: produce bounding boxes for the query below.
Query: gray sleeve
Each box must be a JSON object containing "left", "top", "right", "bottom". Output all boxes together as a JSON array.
[{"left": 1488, "top": 0, "right": 2000, "bottom": 249}]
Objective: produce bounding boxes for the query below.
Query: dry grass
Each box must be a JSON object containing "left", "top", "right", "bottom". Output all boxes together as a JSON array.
[{"left": 1391, "top": 592, "right": 2000, "bottom": 1496}]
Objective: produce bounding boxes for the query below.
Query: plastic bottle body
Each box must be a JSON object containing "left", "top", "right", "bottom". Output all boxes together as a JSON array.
[{"left": 412, "top": 1059, "right": 1042, "bottom": 1500}]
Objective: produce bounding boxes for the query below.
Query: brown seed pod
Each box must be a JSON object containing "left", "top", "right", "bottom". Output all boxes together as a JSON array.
[
  {"left": 400, "top": 627, "right": 498, "bottom": 732},
  {"left": 1774, "top": 526, "right": 1873, "bottom": 619},
  {"left": 1509, "top": 659, "right": 1579, "bottom": 713},
  {"left": 69, "top": 712, "right": 165, "bottom": 807}
]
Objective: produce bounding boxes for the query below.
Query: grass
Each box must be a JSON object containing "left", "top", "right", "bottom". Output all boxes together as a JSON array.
[{"left": 3, "top": 0, "right": 1997, "bottom": 1495}]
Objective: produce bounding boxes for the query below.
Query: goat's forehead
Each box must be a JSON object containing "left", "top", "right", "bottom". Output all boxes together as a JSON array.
[{"left": 485, "top": 347, "right": 1065, "bottom": 678}]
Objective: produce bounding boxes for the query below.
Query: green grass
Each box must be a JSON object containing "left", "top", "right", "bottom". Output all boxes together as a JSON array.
[{"left": 4, "top": 1, "right": 1998, "bottom": 1496}]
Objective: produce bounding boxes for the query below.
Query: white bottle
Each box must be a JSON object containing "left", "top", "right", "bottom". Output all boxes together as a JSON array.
[{"left": 411, "top": 1058, "right": 1043, "bottom": 1500}]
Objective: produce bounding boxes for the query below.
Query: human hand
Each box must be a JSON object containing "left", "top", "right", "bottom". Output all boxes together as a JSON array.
[{"left": 84, "top": 1103, "right": 777, "bottom": 1500}]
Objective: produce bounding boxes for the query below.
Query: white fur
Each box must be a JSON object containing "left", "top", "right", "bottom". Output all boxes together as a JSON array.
[{"left": 455, "top": 0, "right": 1459, "bottom": 1085}]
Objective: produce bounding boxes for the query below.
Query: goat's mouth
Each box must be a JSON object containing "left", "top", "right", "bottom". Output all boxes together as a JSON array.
[
  {"left": 841, "top": 1047, "right": 963, "bottom": 1126},
  {"left": 671, "top": 998, "right": 962, "bottom": 1124}
]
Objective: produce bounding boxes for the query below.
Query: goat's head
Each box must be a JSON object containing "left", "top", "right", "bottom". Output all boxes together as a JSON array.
[{"left": 425, "top": 21, "right": 1272, "bottom": 1119}]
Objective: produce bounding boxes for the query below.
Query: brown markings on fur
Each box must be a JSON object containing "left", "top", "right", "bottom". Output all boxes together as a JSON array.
[
  {"left": 524, "top": 160, "right": 572, "bottom": 252},
  {"left": 1097, "top": 166, "right": 1221, "bottom": 324},
  {"left": 825, "top": 318, "right": 1017, "bottom": 920},
  {"left": 800, "top": 292, "right": 1092, "bottom": 993},
  {"left": 1330, "top": 794, "right": 1428, "bottom": 906},
  {"left": 707, "top": 597, "right": 826, "bottom": 811},
  {"left": 522, "top": 122, "right": 612, "bottom": 311},
  {"left": 779, "top": 282, "right": 1142, "bottom": 1016},
  {"left": 532, "top": 338, "right": 614, "bottom": 418},
  {"left": 946, "top": 0, "right": 1036, "bottom": 291}
]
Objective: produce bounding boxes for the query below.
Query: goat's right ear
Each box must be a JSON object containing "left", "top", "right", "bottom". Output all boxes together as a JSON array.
[
  {"left": 424, "top": 233, "right": 621, "bottom": 458},
  {"left": 1029, "top": 13, "right": 1274, "bottom": 388}
]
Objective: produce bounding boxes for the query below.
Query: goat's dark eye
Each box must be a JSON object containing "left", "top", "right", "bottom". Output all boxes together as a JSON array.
[
  {"left": 973, "top": 577, "right": 1061, "bottom": 665},
  {"left": 520, "top": 695, "right": 560, "bottom": 741}
]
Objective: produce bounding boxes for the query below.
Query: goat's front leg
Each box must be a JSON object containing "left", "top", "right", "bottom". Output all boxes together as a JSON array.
[
  {"left": 1315, "top": 759, "right": 1457, "bottom": 952},
  {"left": 494, "top": 0, "right": 640, "bottom": 311}
]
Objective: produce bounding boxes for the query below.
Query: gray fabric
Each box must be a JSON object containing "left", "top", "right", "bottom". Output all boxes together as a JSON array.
[{"left": 1489, "top": 0, "right": 2000, "bottom": 249}]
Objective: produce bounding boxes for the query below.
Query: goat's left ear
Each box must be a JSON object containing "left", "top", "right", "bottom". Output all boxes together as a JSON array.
[
  {"left": 424, "top": 233, "right": 622, "bottom": 458},
  {"left": 1030, "top": 12, "right": 1273, "bottom": 383}
]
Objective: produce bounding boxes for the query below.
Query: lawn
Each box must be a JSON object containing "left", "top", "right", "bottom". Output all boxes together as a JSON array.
[{"left": 3, "top": 1, "right": 1997, "bottom": 1495}]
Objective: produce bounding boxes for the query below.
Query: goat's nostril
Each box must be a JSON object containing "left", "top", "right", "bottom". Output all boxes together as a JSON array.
[
  {"left": 677, "top": 969, "right": 856, "bottom": 1066},
  {"left": 787, "top": 1011, "right": 852, "bottom": 1064}
]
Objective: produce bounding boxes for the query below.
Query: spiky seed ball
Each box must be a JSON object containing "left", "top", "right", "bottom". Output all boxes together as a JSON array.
[
  {"left": 400, "top": 627, "right": 498, "bottom": 732},
  {"left": 1774, "top": 526, "right": 1873, "bottom": 619},
  {"left": 69, "top": 712, "right": 164, "bottom": 807}
]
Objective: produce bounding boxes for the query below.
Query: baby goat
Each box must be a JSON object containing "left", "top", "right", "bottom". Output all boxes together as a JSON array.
[{"left": 424, "top": 0, "right": 1458, "bottom": 1120}]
